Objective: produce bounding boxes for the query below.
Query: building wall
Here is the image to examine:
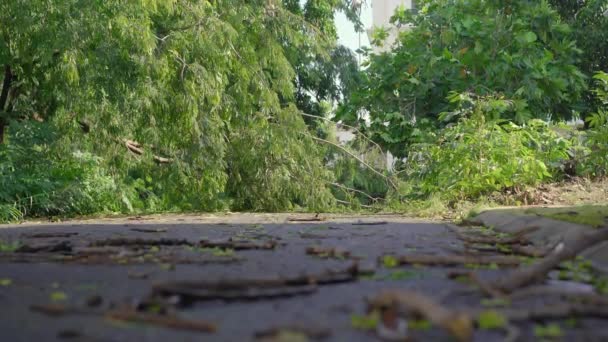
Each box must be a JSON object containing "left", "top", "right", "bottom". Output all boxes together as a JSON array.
[{"left": 369, "top": 0, "right": 415, "bottom": 51}]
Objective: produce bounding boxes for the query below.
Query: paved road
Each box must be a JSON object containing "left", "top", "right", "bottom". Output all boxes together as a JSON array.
[{"left": 0, "top": 216, "right": 606, "bottom": 341}]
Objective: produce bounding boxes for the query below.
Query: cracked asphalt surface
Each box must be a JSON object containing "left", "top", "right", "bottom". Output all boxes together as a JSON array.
[{"left": 0, "top": 215, "right": 607, "bottom": 341}]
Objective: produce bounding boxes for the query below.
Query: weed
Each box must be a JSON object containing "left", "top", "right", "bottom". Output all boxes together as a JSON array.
[
  {"left": 477, "top": 310, "right": 507, "bottom": 330},
  {"left": 351, "top": 311, "right": 379, "bottom": 330},
  {"left": 534, "top": 324, "right": 563, "bottom": 339}
]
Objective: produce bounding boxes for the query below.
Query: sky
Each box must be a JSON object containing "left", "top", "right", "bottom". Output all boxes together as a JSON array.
[{"left": 335, "top": 3, "right": 373, "bottom": 52}]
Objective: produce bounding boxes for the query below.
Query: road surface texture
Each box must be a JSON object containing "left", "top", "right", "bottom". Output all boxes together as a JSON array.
[{"left": 0, "top": 214, "right": 607, "bottom": 341}]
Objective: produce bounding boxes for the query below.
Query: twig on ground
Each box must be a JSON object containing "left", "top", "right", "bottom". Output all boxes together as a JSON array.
[
  {"left": 392, "top": 254, "right": 522, "bottom": 267},
  {"left": 367, "top": 290, "right": 473, "bottom": 342},
  {"left": 106, "top": 308, "right": 216, "bottom": 332},
  {"left": 152, "top": 263, "right": 362, "bottom": 303},
  {"left": 489, "top": 228, "right": 608, "bottom": 293}
]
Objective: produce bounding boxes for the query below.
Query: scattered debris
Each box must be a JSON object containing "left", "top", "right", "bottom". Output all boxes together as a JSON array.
[
  {"left": 451, "top": 226, "right": 539, "bottom": 245},
  {"left": 200, "top": 239, "right": 277, "bottom": 250},
  {"left": 86, "top": 295, "right": 103, "bottom": 308},
  {"left": 387, "top": 254, "right": 522, "bottom": 267},
  {"left": 367, "top": 290, "right": 473, "bottom": 342},
  {"left": 352, "top": 221, "right": 388, "bottom": 226},
  {"left": 254, "top": 325, "right": 331, "bottom": 340},
  {"left": 151, "top": 263, "right": 362, "bottom": 303},
  {"left": 489, "top": 227, "right": 608, "bottom": 293},
  {"left": 306, "top": 246, "right": 351, "bottom": 259},
  {"left": 16, "top": 241, "right": 73, "bottom": 253},
  {"left": 106, "top": 308, "right": 216, "bottom": 333},
  {"left": 131, "top": 228, "right": 168, "bottom": 233},
  {"left": 89, "top": 238, "right": 192, "bottom": 248},
  {"left": 23, "top": 232, "right": 79, "bottom": 239},
  {"left": 288, "top": 215, "right": 324, "bottom": 222}
]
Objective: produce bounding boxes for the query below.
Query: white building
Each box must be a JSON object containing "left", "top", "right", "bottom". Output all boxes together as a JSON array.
[{"left": 368, "top": 0, "right": 416, "bottom": 51}]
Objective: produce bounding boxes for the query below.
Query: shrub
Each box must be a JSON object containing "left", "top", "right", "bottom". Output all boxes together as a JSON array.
[{"left": 400, "top": 93, "right": 571, "bottom": 201}]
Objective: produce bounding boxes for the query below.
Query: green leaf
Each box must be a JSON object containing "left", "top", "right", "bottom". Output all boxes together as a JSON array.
[{"left": 478, "top": 310, "right": 507, "bottom": 330}]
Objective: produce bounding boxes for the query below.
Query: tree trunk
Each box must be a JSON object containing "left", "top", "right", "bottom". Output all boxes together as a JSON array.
[
  {"left": 0, "top": 118, "right": 5, "bottom": 144},
  {"left": 0, "top": 65, "right": 13, "bottom": 144}
]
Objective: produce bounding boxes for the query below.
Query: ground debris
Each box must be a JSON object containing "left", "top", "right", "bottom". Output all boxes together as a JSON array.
[
  {"left": 306, "top": 246, "right": 351, "bottom": 259},
  {"left": 254, "top": 325, "right": 331, "bottom": 340},
  {"left": 456, "top": 226, "right": 539, "bottom": 245},
  {"left": 89, "top": 238, "right": 192, "bottom": 248},
  {"left": 106, "top": 308, "right": 216, "bottom": 333},
  {"left": 151, "top": 263, "right": 362, "bottom": 303},
  {"left": 15, "top": 241, "right": 73, "bottom": 253},
  {"left": 390, "top": 254, "right": 522, "bottom": 267},
  {"left": 30, "top": 304, "right": 95, "bottom": 317},
  {"left": 130, "top": 228, "right": 168, "bottom": 233},
  {"left": 488, "top": 227, "right": 608, "bottom": 293},
  {"left": 352, "top": 221, "right": 388, "bottom": 226},
  {"left": 367, "top": 289, "right": 473, "bottom": 342},
  {"left": 22, "top": 232, "right": 79, "bottom": 239},
  {"left": 199, "top": 238, "right": 277, "bottom": 250}
]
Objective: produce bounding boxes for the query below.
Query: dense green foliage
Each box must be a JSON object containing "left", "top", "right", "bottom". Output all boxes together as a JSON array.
[
  {"left": 549, "top": 0, "right": 608, "bottom": 74},
  {"left": 0, "top": 0, "right": 363, "bottom": 221},
  {"left": 339, "top": 0, "right": 587, "bottom": 157},
  {"left": 400, "top": 93, "right": 571, "bottom": 201},
  {"left": 1, "top": 0, "right": 607, "bottom": 222}
]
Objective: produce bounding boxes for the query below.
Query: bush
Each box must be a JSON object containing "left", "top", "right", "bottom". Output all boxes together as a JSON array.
[
  {"left": 576, "top": 72, "right": 608, "bottom": 177},
  {"left": 400, "top": 93, "right": 571, "bottom": 201},
  {"left": 0, "top": 122, "right": 130, "bottom": 222}
]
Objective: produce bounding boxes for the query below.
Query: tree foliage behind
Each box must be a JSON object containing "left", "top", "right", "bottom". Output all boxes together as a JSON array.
[
  {"left": 339, "top": 0, "right": 587, "bottom": 157},
  {"left": 0, "top": 0, "right": 364, "bottom": 218}
]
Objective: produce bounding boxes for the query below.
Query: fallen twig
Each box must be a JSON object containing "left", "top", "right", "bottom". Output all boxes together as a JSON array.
[
  {"left": 367, "top": 290, "right": 473, "bottom": 342},
  {"left": 352, "top": 221, "right": 388, "bottom": 226},
  {"left": 306, "top": 246, "right": 351, "bottom": 259},
  {"left": 489, "top": 227, "right": 608, "bottom": 293},
  {"left": 391, "top": 254, "right": 522, "bottom": 267},
  {"left": 254, "top": 325, "right": 331, "bottom": 340},
  {"left": 106, "top": 309, "right": 216, "bottom": 333},
  {"left": 89, "top": 238, "right": 192, "bottom": 248},
  {"left": 131, "top": 228, "right": 168, "bottom": 233},
  {"left": 23, "top": 232, "right": 78, "bottom": 239},
  {"left": 16, "top": 241, "right": 73, "bottom": 253},
  {"left": 200, "top": 239, "right": 277, "bottom": 250},
  {"left": 152, "top": 263, "right": 362, "bottom": 303}
]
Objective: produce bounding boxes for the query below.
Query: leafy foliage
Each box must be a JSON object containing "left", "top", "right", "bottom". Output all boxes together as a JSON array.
[
  {"left": 0, "top": 0, "right": 364, "bottom": 221},
  {"left": 549, "top": 0, "right": 608, "bottom": 75},
  {"left": 576, "top": 72, "right": 608, "bottom": 177},
  {"left": 400, "top": 93, "right": 571, "bottom": 201},
  {"left": 339, "top": 0, "right": 586, "bottom": 156}
]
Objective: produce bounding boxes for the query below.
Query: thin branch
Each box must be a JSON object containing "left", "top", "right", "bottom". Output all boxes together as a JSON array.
[
  {"left": 300, "top": 112, "right": 385, "bottom": 154},
  {"left": 306, "top": 134, "right": 398, "bottom": 190},
  {"left": 328, "top": 182, "right": 382, "bottom": 202}
]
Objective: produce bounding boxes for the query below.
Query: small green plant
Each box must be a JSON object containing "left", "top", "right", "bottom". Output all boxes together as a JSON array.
[
  {"left": 50, "top": 291, "right": 68, "bottom": 302},
  {"left": 196, "top": 247, "right": 235, "bottom": 257},
  {"left": 351, "top": 311, "right": 379, "bottom": 330},
  {"left": 409, "top": 319, "right": 431, "bottom": 331},
  {"left": 0, "top": 278, "right": 12, "bottom": 286},
  {"left": 382, "top": 255, "right": 399, "bottom": 268},
  {"left": 477, "top": 310, "right": 507, "bottom": 330},
  {"left": 534, "top": 323, "right": 563, "bottom": 339},
  {"left": 0, "top": 240, "right": 21, "bottom": 252}
]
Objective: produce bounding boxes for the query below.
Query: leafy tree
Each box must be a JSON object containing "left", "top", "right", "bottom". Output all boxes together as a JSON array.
[
  {"left": 0, "top": 0, "right": 361, "bottom": 216},
  {"left": 338, "top": 0, "right": 587, "bottom": 157},
  {"left": 549, "top": 0, "right": 608, "bottom": 74}
]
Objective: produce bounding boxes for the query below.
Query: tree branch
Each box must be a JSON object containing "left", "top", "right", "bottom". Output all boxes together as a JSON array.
[
  {"left": 306, "top": 134, "right": 398, "bottom": 190},
  {"left": 0, "top": 65, "right": 12, "bottom": 111}
]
